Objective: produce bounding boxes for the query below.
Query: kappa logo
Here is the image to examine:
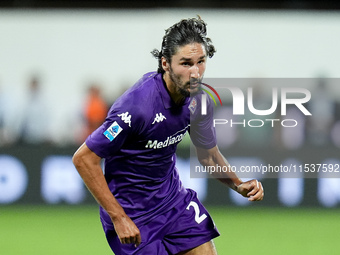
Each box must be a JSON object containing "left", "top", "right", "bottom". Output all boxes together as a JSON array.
[
  {"left": 152, "top": 113, "right": 166, "bottom": 124},
  {"left": 117, "top": 112, "right": 131, "bottom": 127}
]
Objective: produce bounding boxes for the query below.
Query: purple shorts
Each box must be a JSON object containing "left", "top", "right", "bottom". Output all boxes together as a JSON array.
[{"left": 101, "top": 189, "right": 220, "bottom": 255}]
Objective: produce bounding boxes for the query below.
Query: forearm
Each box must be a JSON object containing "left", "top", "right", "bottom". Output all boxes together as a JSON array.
[
  {"left": 211, "top": 154, "right": 242, "bottom": 191},
  {"left": 73, "top": 143, "right": 142, "bottom": 245},
  {"left": 196, "top": 146, "right": 242, "bottom": 190},
  {"left": 72, "top": 143, "right": 125, "bottom": 220},
  {"left": 196, "top": 145, "right": 264, "bottom": 201}
]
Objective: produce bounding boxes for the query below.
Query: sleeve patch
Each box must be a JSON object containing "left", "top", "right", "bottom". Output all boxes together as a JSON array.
[{"left": 103, "top": 121, "right": 123, "bottom": 141}]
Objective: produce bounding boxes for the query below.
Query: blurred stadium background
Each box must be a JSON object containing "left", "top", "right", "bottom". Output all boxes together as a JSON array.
[{"left": 1, "top": 1, "right": 340, "bottom": 254}]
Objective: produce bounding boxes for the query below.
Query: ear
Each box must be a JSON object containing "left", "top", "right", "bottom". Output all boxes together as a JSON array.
[{"left": 161, "top": 57, "right": 170, "bottom": 72}]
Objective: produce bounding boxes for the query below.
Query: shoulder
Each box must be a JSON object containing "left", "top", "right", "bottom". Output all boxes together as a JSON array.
[
  {"left": 107, "top": 72, "right": 161, "bottom": 127},
  {"left": 190, "top": 90, "right": 215, "bottom": 120},
  {"left": 115, "top": 72, "right": 159, "bottom": 105}
]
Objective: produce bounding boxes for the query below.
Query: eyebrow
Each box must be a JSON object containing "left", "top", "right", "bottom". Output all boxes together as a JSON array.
[{"left": 179, "top": 55, "right": 206, "bottom": 61}]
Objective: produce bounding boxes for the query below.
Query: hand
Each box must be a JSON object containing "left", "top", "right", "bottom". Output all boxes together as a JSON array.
[
  {"left": 111, "top": 214, "right": 141, "bottom": 247},
  {"left": 236, "top": 179, "right": 264, "bottom": 201}
]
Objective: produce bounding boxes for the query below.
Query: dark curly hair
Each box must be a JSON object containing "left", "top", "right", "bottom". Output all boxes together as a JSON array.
[{"left": 151, "top": 16, "right": 216, "bottom": 74}]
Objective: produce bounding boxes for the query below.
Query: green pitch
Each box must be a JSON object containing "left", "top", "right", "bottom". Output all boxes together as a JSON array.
[
  {"left": 212, "top": 207, "right": 340, "bottom": 255},
  {"left": 1, "top": 206, "right": 339, "bottom": 255}
]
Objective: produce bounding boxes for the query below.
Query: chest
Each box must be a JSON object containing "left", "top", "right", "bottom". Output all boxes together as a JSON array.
[{"left": 144, "top": 106, "right": 190, "bottom": 147}]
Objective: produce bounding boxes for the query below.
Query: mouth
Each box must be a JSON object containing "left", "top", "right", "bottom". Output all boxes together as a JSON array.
[
  {"left": 190, "top": 83, "right": 199, "bottom": 89},
  {"left": 189, "top": 79, "right": 201, "bottom": 89}
]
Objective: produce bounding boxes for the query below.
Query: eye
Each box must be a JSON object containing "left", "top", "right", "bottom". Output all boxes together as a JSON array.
[{"left": 181, "top": 62, "right": 190, "bottom": 66}]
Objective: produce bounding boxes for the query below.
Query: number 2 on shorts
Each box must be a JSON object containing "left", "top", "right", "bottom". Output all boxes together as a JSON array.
[{"left": 186, "top": 201, "right": 207, "bottom": 224}]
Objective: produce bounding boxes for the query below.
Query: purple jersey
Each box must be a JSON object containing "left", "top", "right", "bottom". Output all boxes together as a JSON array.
[{"left": 86, "top": 72, "right": 216, "bottom": 224}]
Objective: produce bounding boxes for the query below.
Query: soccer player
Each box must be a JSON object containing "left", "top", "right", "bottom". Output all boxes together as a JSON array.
[{"left": 73, "top": 17, "right": 264, "bottom": 255}]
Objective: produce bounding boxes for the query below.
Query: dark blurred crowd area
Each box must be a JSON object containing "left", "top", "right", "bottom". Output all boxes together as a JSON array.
[{"left": 0, "top": 75, "right": 110, "bottom": 147}]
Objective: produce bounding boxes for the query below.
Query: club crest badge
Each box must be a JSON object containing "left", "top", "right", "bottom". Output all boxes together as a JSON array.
[{"left": 189, "top": 98, "right": 197, "bottom": 114}]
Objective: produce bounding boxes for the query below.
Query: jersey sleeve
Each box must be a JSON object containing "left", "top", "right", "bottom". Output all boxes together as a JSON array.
[
  {"left": 85, "top": 98, "right": 142, "bottom": 158},
  {"left": 189, "top": 93, "right": 217, "bottom": 149}
]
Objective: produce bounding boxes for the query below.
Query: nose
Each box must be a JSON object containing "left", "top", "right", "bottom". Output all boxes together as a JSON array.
[{"left": 190, "top": 65, "right": 200, "bottom": 79}]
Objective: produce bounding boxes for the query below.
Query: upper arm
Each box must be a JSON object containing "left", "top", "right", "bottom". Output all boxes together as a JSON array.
[
  {"left": 85, "top": 97, "right": 145, "bottom": 158},
  {"left": 190, "top": 93, "right": 217, "bottom": 149},
  {"left": 72, "top": 142, "right": 102, "bottom": 169}
]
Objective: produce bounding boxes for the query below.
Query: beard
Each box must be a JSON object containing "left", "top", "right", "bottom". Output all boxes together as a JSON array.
[{"left": 168, "top": 66, "right": 202, "bottom": 98}]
